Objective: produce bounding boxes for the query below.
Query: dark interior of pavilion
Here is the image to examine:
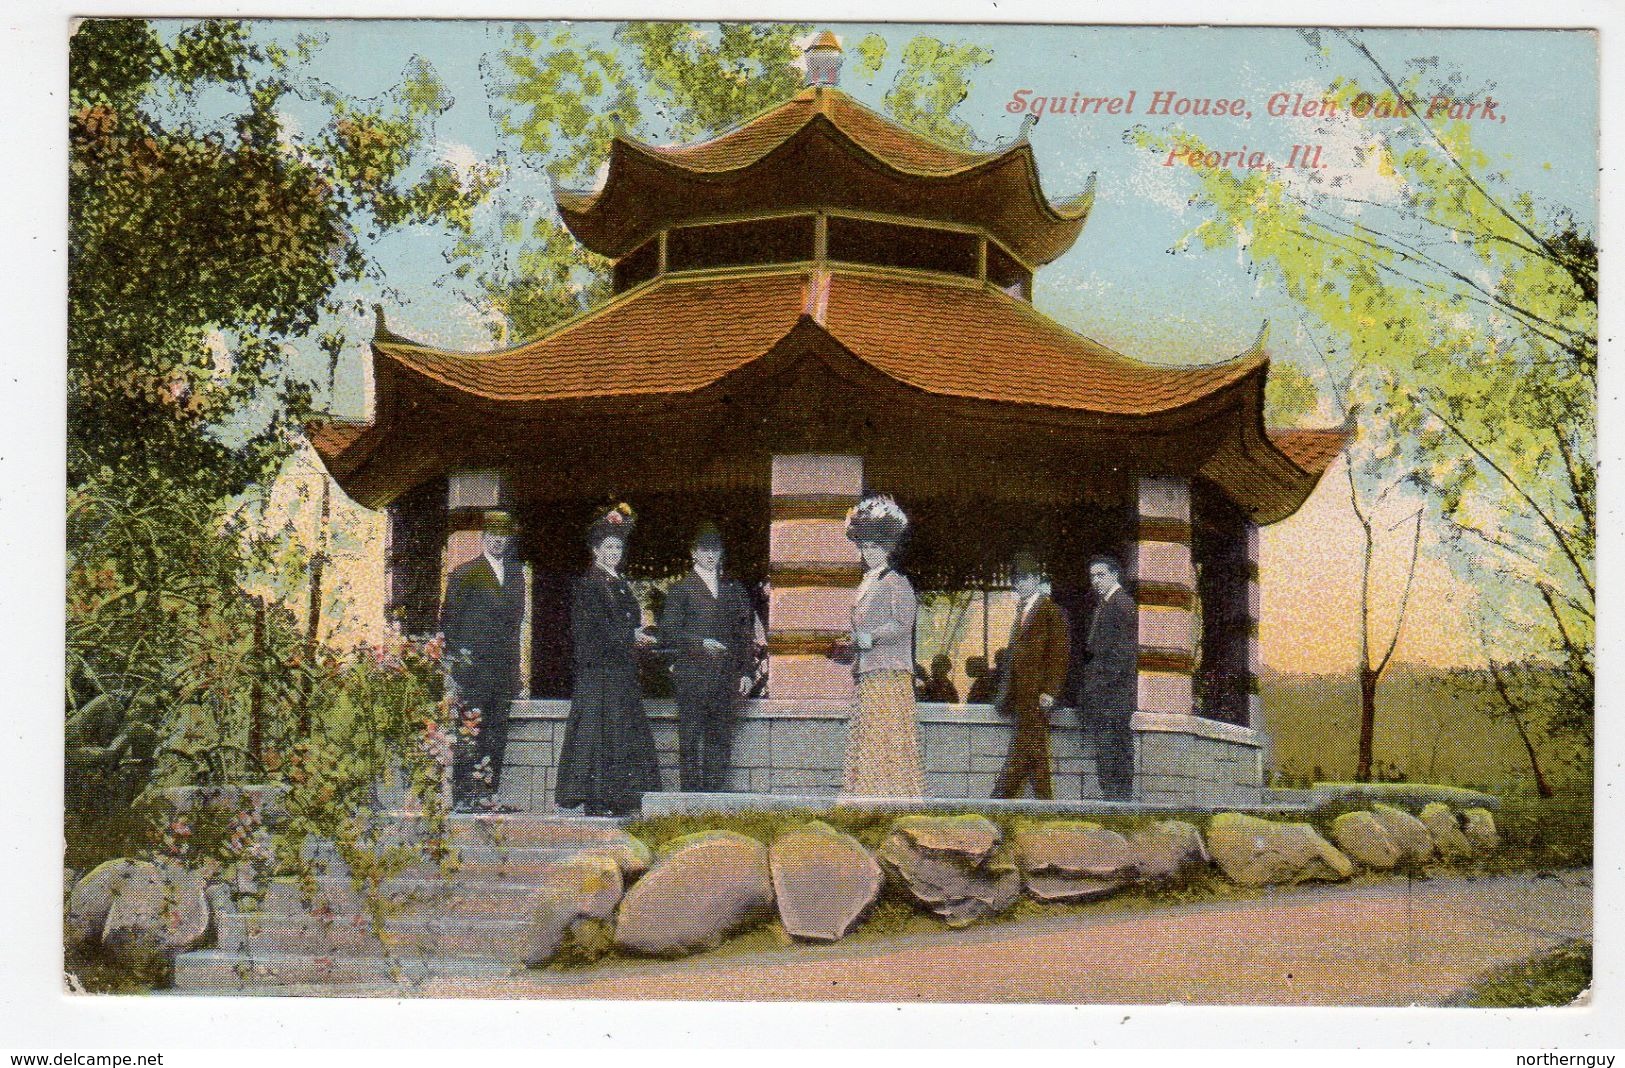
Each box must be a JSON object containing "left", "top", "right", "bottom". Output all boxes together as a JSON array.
[{"left": 385, "top": 475, "right": 1253, "bottom": 722}]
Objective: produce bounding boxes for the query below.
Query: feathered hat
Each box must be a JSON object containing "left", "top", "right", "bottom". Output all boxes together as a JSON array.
[
  {"left": 587, "top": 502, "right": 636, "bottom": 547},
  {"left": 844, "top": 494, "right": 908, "bottom": 548}
]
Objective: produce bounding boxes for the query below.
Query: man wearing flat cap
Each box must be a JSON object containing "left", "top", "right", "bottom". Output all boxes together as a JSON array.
[
  {"left": 660, "top": 522, "right": 754, "bottom": 792},
  {"left": 440, "top": 510, "right": 526, "bottom": 812},
  {"left": 992, "top": 550, "right": 1071, "bottom": 800}
]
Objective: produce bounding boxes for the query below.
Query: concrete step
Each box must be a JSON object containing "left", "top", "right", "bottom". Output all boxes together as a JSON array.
[
  {"left": 374, "top": 812, "right": 633, "bottom": 850},
  {"left": 259, "top": 876, "right": 555, "bottom": 919},
  {"left": 216, "top": 911, "right": 537, "bottom": 960},
  {"left": 172, "top": 948, "right": 520, "bottom": 992}
]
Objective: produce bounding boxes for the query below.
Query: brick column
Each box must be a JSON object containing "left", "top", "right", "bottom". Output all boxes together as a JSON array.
[
  {"left": 767, "top": 454, "right": 864, "bottom": 702},
  {"left": 1244, "top": 519, "right": 1262, "bottom": 728},
  {"left": 1134, "top": 476, "right": 1196, "bottom": 717}
]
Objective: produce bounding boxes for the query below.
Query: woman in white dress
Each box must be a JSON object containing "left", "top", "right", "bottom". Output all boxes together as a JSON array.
[{"left": 841, "top": 495, "right": 924, "bottom": 798}]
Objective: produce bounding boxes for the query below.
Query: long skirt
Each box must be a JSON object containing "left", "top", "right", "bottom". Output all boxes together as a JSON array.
[
  {"left": 843, "top": 669, "right": 924, "bottom": 798},
  {"left": 555, "top": 659, "right": 661, "bottom": 815}
]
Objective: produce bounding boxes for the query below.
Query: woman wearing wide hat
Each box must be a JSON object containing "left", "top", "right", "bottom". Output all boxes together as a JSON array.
[
  {"left": 841, "top": 494, "right": 924, "bottom": 797},
  {"left": 554, "top": 504, "right": 662, "bottom": 817}
]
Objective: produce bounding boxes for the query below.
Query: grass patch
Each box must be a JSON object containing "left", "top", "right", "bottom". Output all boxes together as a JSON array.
[{"left": 1452, "top": 940, "right": 1591, "bottom": 1007}]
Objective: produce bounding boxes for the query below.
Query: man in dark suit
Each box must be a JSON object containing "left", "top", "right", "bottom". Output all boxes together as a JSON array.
[
  {"left": 440, "top": 510, "right": 526, "bottom": 812},
  {"left": 660, "top": 523, "right": 754, "bottom": 792},
  {"left": 1081, "top": 554, "right": 1138, "bottom": 800},
  {"left": 992, "top": 551, "right": 1071, "bottom": 800}
]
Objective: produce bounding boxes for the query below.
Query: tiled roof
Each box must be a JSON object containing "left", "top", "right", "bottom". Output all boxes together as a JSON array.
[
  {"left": 305, "top": 419, "right": 372, "bottom": 464},
  {"left": 1266, "top": 426, "right": 1350, "bottom": 475},
  {"left": 823, "top": 271, "right": 1261, "bottom": 414},
  {"left": 634, "top": 88, "right": 997, "bottom": 178},
  {"left": 553, "top": 88, "right": 1093, "bottom": 265},
  {"left": 371, "top": 267, "right": 1262, "bottom": 417},
  {"left": 376, "top": 272, "right": 808, "bottom": 400}
]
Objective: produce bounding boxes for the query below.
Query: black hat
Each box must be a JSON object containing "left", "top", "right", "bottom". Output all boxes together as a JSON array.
[
  {"left": 692, "top": 521, "right": 723, "bottom": 551},
  {"left": 587, "top": 502, "right": 636, "bottom": 547},
  {"left": 481, "top": 510, "right": 518, "bottom": 536}
]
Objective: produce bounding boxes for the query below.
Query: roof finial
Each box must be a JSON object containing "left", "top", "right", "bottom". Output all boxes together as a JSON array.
[
  {"left": 373, "top": 304, "right": 398, "bottom": 342},
  {"left": 803, "top": 30, "right": 843, "bottom": 88}
]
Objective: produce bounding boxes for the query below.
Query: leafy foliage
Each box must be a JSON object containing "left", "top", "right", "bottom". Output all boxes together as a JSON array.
[
  {"left": 66, "top": 19, "right": 494, "bottom": 882},
  {"left": 68, "top": 19, "right": 494, "bottom": 496},
  {"left": 1131, "top": 33, "right": 1595, "bottom": 780}
]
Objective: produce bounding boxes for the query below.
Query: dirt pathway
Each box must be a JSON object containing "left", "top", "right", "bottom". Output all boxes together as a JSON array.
[{"left": 419, "top": 870, "right": 1589, "bottom": 1005}]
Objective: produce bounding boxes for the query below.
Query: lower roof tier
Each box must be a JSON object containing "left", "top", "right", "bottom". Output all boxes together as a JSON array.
[{"left": 311, "top": 265, "right": 1348, "bottom": 521}]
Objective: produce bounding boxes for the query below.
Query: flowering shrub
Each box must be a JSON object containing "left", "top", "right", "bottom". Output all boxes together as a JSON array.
[{"left": 268, "top": 630, "right": 464, "bottom": 933}]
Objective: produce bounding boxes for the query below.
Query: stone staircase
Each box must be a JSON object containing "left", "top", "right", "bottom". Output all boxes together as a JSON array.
[{"left": 172, "top": 813, "right": 630, "bottom": 994}]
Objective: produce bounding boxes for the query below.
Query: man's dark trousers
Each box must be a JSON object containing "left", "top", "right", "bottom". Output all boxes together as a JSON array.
[
  {"left": 1092, "top": 716, "right": 1134, "bottom": 800},
  {"left": 676, "top": 672, "right": 736, "bottom": 793}
]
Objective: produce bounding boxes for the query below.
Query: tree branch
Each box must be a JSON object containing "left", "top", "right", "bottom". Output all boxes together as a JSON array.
[
  {"left": 1333, "top": 29, "right": 1597, "bottom": 302},
  {"left": 1423, "top": 403, "right": 1594, "bottom": 604}
]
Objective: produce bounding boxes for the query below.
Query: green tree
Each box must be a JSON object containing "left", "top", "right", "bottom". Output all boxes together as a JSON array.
[
  {"left": 66, "top": 19, "right": 496, "bottom": 866},
  {"left": 69, "top": 19, "right": 496, "bottom": 496},
  {"left": 1133, "top": 30, "right": 1594, "bottom": 786},
  {"left": 465, "top": 23, "right": 995, "bottom": 343}
]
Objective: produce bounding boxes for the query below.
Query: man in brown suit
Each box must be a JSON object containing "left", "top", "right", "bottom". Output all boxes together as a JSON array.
[{"left": 992, "top": 551, "right": 1071, "bottom": 799}]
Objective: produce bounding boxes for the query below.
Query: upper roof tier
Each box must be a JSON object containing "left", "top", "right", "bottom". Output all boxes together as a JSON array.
[{"left": 555, "top": 87, "right": 1095, "bottom": 266}]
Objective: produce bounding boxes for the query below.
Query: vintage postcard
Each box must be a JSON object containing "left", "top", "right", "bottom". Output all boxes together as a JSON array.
[{"left": 58, "top": 15, "right": 1595, "bottom": 1015}]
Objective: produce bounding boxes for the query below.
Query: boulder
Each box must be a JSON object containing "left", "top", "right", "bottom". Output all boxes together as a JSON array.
[
  {"left": 769, "top": 822, "right": 883, "bottom": 942},
  {"left": 1330, "top": 811, "right": 1402, "bottom": 871},
  {"left": 878, "top": 821, "right": 1020, "bottom": 927},
  {"left": 1129, "top": 820, "right": 1211, "bottom": 882},
  {"left": 1013, "top": 821, "right": 1139, "bottom": 879},
  {"left": 613, "top": 831, "right": 774, "bottom": 956},
  {"left": 1461, "top": 807, "right": 1500, "bottom": 852},
  {"left": 1420, "top": 802, "right": 1474, "bottom": 858},
  {"left": 1012, "top": 821, "right": 1138, "bottom": 904},
  {"left": 67, "top": 859, "right": 158, "bottom": 950},
  {"left": 581, "top": 831, "right": 653, "bottom": 881},
  {"left": 1370, "top": 803, "right": 1435, "bottom": 863},
  {"left": 525, "top": 854, "right": 625, "bottom": 965},
  {"left": 889, "top": 814, "right": 1001, "bottom": 864},
  {"left": 100, "top": 859, "right": 211, "bottom": 970},
  {"left": 1206, "top": 812, "right": 1355, "bottom": 886}
]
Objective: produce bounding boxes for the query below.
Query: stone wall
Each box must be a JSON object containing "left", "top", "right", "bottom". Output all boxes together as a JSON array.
[
  {"left": 1132, "top": 713, "right": 1264, "bottom": 806},
  {"left": 499, "top": 701, "right": 1264, "bottom": 811}
]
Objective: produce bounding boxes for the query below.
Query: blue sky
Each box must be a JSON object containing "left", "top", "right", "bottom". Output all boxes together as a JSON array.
[{"left": 177, "top": 20, "right": 1598, "bottom": 420}]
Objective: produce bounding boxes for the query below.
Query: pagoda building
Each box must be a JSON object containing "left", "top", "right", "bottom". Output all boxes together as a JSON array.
[{"left": 311, "top": 35, "right": 1347, "bottom": 808}]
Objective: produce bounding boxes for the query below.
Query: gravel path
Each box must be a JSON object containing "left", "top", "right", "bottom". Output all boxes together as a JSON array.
[{"left": 415, "top": 870, "right": 1592, "bottom": 1005}]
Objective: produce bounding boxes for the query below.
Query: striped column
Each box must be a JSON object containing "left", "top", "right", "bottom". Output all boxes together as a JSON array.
[
  {"left": 1244, "top": 519, "right": 1262, "bottom": 728},
  {"left": 767, "top": 454, "right": 864, "bottom": 702},
  {"left": 1134, "top": 476, "right": 1197, "bottom": 717}
]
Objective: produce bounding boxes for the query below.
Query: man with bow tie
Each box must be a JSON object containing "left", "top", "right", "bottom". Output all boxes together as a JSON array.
[
  {"left": 1081, "top": 554, "right": 1138, "bottom": 800},
  {"left": 440, "top": 510, "right": 526, "bottom": 813},
  {"left": 991, "top": 550, "right": 1071, "bottom": 800}
]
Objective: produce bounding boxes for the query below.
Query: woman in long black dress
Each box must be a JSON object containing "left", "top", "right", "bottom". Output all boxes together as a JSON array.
[{"left": 554, "top": 504, "right": 662, "bottom": 817}]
